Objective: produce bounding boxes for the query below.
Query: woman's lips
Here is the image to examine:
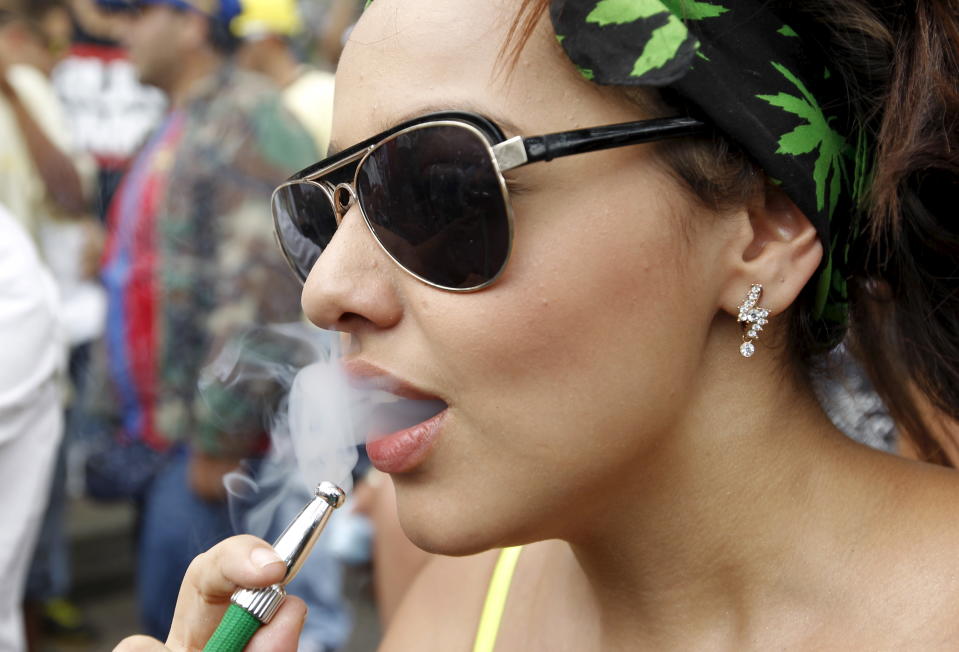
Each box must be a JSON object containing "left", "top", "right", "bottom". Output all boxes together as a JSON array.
[
  {"left": 342, "top": 359, "right": 434, "bottom": 399},
  {"left": 365, "top": 408, "right": 448, "bottom": 474},
  {"left": 341, "top": 359, "right": 449, "bottom": 473}
]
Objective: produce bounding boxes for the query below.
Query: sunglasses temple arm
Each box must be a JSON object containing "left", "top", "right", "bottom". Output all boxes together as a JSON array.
[{"left": 521, "top": 116, "right": 707, "bottom": 165}]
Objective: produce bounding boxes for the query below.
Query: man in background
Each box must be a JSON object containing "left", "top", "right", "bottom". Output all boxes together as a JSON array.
[
  {"left": 0, "top": 0, "right": 88, "bottom": 233},
  {"left": 54, "top": 0, "right": 167, "bottom": 219},
  {"left": 0, "top": 3, "right": 104, "bottom": 646},
  {"left": 90, "top": 0, "right": 317, "bottom": 637}
]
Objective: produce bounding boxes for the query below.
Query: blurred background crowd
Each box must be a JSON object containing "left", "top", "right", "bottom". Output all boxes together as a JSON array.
[
  {"left": 0, "top": 0, "right": 401, "bottom": 650},
  {"left": 2, "top": 1, "right": 957, "bottom": 652}
]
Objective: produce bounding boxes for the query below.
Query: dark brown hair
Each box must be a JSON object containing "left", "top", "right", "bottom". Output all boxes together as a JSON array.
[{"left": 509, "top": 0, "right": 959, "bottom": 464}]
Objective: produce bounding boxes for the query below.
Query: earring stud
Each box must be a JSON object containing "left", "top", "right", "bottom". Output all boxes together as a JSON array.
[{"left": 737, "top": 284, "right": 769, "bottom": 358}]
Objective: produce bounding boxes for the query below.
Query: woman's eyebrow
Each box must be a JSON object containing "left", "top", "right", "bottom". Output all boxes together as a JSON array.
[{"left": 326, "top": 105, "right": 526, "bottom": 157}]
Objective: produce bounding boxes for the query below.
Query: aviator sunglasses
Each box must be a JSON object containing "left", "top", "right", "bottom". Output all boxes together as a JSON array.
[{"left": 272, "top": 111, "right": 708, "bottom": 291}]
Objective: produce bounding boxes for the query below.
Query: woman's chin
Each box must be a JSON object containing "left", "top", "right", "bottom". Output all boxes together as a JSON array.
[
  {"left": 399, "top": 517, "right": 500, "bottom": 557},
  {"left": 394, "top": 498, "right": 522, "bottom": 556}
]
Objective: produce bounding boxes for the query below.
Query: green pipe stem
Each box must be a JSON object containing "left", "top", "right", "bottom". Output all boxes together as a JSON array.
[{"left": 203, "top": 603, "right": 263, "bottom": 652}]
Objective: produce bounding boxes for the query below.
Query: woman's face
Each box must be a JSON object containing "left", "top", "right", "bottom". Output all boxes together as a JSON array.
[{"left": 303, "top": 0, "right": 740, "bottom": 553}]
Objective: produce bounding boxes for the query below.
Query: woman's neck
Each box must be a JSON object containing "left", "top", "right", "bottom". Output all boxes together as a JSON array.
[{"left": 562, "top": 327, "right": 894, "bottom": 649}]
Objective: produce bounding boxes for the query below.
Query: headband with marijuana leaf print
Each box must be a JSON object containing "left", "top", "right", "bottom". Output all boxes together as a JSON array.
[{"left": 551, "top": 0, "right": 871, "bottom": 337}]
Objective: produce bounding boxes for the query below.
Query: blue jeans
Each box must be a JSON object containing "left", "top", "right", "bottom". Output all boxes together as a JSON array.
[{"left": 137, "top": 447, "right": 233, "bottom": 640}]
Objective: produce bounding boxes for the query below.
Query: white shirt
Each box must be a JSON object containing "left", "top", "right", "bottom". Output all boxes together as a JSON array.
[
  {"left": 0, "top": 203, "right": 63, "bottom": 413},
  {"left": 0, "top": 203, "right": 64, "bottom": 651}
]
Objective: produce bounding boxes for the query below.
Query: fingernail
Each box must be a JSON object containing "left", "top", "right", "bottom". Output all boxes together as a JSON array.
[{"left": 250, "top": 547, "right": 283, "bottom": 569}]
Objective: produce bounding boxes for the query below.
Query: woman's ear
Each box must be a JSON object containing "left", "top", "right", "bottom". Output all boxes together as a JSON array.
[{"left": 719, "top": 181, "right": 823, "bottom": 316}]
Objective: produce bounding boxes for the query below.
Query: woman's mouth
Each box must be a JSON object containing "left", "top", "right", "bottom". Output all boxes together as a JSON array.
[
  {"left": 365, "top": 401, "right": 448, "bottom": 473},
  {"left": 341, "top": 359, "right": 448, "bottom": 473}
]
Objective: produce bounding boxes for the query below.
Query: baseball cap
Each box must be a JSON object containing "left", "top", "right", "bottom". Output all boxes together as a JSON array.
[
  {"left": 97, "top": 0, "right": 241, "bottom": 26},
  {"left": 230, "top": 0, "right": 302, "bottom": 38}
]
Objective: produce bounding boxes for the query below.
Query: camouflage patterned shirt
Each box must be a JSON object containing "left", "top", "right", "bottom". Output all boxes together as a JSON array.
[{"left": 101, "top": 64, "right": 318, "bottom": 458}]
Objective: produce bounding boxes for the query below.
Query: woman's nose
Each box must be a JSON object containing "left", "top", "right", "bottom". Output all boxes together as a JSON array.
[{"left": 301, "top": 202, "right": 403, "bottom": 333}]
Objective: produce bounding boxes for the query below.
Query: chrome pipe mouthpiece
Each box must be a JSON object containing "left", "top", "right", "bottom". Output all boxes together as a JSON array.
[
  {"left": 274, "top": 481, "right": 346, "bottom": 584},
  {"left": 230, "top": 481, "right": 345, "bottom": 624}
]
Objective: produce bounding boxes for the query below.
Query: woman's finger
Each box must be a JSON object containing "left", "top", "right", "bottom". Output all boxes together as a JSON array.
[
  {"left": 113, "top": 634, "right": 169, "bottom": 652},
  {"left": 246, "top": 596, "right": 308, "bottom": 652},
  {"left": 188, "top": 535, "right": 287, "bottom": 599},
  {"left": 166, "top": 535, "right": 287, "bottom": 651}
]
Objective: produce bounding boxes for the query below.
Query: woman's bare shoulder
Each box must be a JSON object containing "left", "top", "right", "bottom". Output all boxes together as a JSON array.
[
  {"left": 863, "top": 457, "right": 959, "bottom": 641},
  {"left": 377, "top": 548, "right": 502, "bottom": 651}
]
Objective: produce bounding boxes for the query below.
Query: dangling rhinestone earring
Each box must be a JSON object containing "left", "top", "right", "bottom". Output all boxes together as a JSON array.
[{"left": 737, "top": 284, "right": 770, "bottom": 358}]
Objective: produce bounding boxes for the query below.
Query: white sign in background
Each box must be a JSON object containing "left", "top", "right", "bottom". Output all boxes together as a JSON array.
[{"left": 52, "top": 49, "right": 166, "bottom": 164}]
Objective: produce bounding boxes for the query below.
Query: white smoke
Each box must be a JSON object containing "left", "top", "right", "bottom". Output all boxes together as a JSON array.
[{"left": 199, "top": 323, "right": 441, "bottom": 538}]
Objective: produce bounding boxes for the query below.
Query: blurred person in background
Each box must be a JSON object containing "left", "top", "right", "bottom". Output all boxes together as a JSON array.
[
  {"left": 0, "top": 0, "right": 88, "bottom": 232},
  {"left": 0, "top": 1, "right": 105, "bottom": 646},
  {"left": 232, "top": 0, "right": 335, "bottom": 156},
  {"left": 54, "top": 0, "right": 167, "bottom": 220},
  {"left": 0, "top": 0, "right": 100, "bottom": 398},
  {"left": 0, "top": 202, "right": 65, "bottom": 652},
  {"left": 84, "top": 0, "right": 318, "bottom": 639}
]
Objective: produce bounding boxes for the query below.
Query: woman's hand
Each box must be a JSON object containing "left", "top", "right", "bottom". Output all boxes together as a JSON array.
[{"left": 114, "top": 535, "right": 307, "bottom": 651}]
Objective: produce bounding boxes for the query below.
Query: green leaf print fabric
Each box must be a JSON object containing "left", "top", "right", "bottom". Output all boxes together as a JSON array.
[{"left": 551, "top": 0, "right": 869, "bottom": 339}]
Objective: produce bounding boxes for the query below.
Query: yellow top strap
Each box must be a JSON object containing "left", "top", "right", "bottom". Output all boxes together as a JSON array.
[{"left": 472, "top": 546, "right": 523, "bottom": 652}]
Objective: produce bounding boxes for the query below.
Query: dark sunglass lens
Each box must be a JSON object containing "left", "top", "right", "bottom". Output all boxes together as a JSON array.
[
  {"left": 271, "top": 182, "right": 336, "bottom": 281},
  {"left": 356, "top": 124, "right": 510, "bottom": 290}
]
